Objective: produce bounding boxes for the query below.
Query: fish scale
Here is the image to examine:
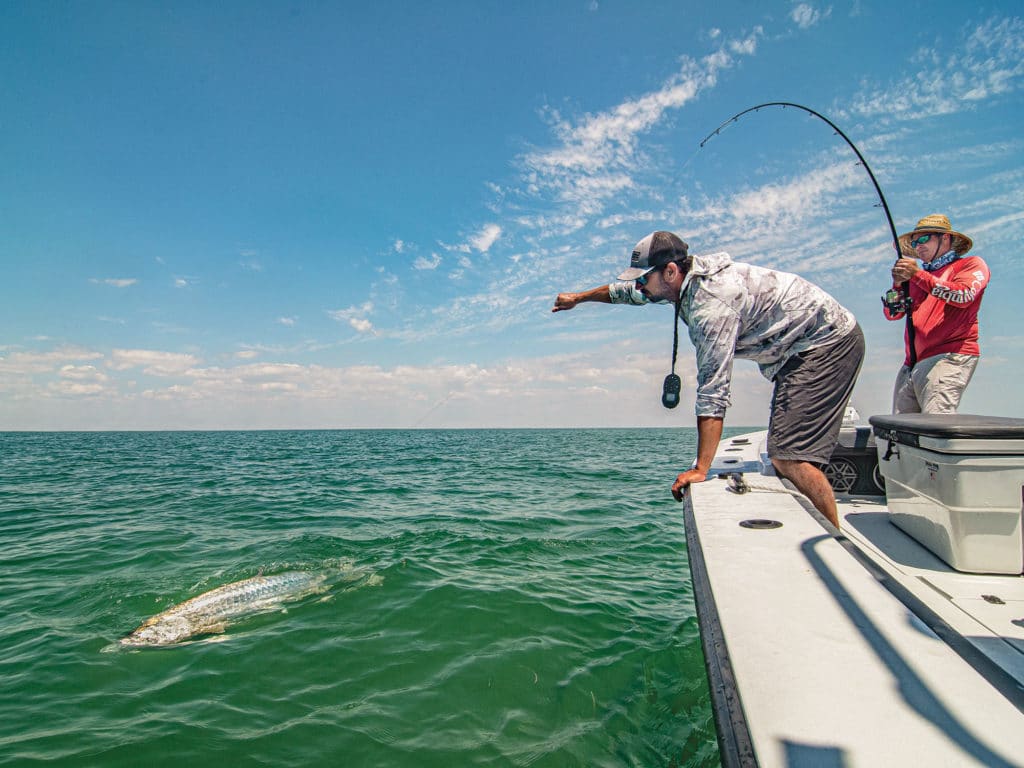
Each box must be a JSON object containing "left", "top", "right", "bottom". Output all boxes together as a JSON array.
[{"left": 121, "top": 570, "right": 331, "bottom": 647}]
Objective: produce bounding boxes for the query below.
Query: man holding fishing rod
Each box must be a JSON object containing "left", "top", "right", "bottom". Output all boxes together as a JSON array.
[
  {"left": 552, "top": 231, "right": 864, "bottom": 528},
  {"left": 884, "top": 214, "right": 988, "bottom": 414}
]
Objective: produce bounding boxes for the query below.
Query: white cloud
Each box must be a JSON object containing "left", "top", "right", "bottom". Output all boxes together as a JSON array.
[
  {"left": 790, "top": 3, "right": 826, "bottom": 30},
  {"left": 414, "top": 253, "right": 442, "bottom": 270},
  {"left": 278, "top": 316, "right": 297, "bottom": 326},
  {"left": 518, "top": 29, "right": 763, "bottom": 226},
  {"left": 0, "top": 342, "right": 773, "bottom": 428},
  {"left": 597, "top": 211, "right": 656, "bottom": 229},
  {"left": 107, "top": 349, "right": 201, "bottom": 376},
  {"left": 512, "top": 212, "right": 589, "bottom": 238},
  {"left": 469, "top": 223, "right": 502, "bottom": 253},
  {"left": 446, "top": 223, "right": 504, "bottom": 255},
  {"left": 90, "top": 278, "right": 137, "bottom": 288},
  {"left": 969, "top": 209, "right": 1024, "bottom": 239},
  {"left": 669, "top": 156, "right": 889, "bottom": 277},
  {"left": 328, "top": 302, "right": 375, "bottom": 334},
  {"left": 729, "top": 33, "right": 761, "bottom": 54},
  {"left": 230, "top": 363, "right": 303, "bottom": 378},
  {"left": 843, "top": 16, "right": 1024, "bottom": 122},
  {"left": 140, "top": 383, "right": 199, "bottom": 401},
  {"left": 47, "top": 381, "right": 109, "bottom": 396},
  {"left": 726, "top": 161, "right": 861, "bottom": 224},
  {"left": 44, "top": 364, "right": 116, "bottom": 399},
  {"left": 59, "top": 364, "right": 109, "bottom": 382},
  {"left": 0, "top": 347, "right": 101, "bottom": 375},
  {"left": 327, "top": 302, "right": 373, "bottom": 323}
]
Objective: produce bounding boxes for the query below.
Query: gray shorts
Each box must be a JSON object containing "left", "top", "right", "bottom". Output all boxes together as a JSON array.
[
  {"left": 892, "top": 352, "right": 978, "bottom": 414},
  {"left": 767, "top": 324, "right": 865, "bottom": 466}
]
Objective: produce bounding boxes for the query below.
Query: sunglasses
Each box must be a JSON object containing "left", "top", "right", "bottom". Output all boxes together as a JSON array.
[
  {"left": 909, "top": 233, "right": 936, "bottom": 247},
  {"left": 635, "top": 266, "right": 664, "bottom": 287}
]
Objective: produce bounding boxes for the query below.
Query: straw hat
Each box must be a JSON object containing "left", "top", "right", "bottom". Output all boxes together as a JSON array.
[{"left": 898, "top": 214, "right": 973, "bottom": 256}]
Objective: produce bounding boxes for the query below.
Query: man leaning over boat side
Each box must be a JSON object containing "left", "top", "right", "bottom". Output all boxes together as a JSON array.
[
  {"left": 551, "top": 230, "right": 865, "bottom": 529},
  {"left": 884, "top": 214, "right": 989, "bottom": 414}
]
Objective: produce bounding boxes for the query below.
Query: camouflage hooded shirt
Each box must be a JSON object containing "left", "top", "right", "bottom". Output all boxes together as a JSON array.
[{"left": 607, "top": 252, "right": 857, "bottom": 418}]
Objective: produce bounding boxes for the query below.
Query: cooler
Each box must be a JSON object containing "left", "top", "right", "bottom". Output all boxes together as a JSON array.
[{"left": 869, "top": 413, "right": 1024, "bottom": 575}]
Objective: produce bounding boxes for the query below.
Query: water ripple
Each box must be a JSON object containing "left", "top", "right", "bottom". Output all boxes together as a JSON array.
[{"left": 0, "top": 429, "right": 720, "bottom": 767}]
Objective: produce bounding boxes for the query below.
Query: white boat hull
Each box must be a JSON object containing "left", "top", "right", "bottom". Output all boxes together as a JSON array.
[{"left": 685, "top": 426, "right": 1024, "bottom": 767}]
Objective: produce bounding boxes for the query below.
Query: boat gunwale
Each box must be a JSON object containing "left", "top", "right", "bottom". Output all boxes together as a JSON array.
[{"left": 683, "top": 489, "right": 759, "bottom": 768}]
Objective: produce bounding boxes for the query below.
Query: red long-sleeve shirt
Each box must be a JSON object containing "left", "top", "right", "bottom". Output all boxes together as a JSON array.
[{"left": 883, "top": 255, "right": 989, "bottom": 366}]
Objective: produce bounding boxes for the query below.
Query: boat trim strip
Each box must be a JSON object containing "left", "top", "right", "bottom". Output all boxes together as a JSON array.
[{"left": 682, "top": 489, "right": 759, "bottom": 768}]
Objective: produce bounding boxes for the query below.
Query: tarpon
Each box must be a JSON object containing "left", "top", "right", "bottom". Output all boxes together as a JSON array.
[{"left": 121, "top": 570, "right": 333, "bottom": 647}]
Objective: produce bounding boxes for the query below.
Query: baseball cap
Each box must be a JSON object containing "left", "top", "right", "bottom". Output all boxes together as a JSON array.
[{"left": 617, "top": 231, "right": 689, "bottom": 281}]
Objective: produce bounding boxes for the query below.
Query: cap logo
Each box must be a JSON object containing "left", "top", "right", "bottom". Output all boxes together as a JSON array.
[{"left": 630, "top": 249, "right": 642, "bottom": 267}]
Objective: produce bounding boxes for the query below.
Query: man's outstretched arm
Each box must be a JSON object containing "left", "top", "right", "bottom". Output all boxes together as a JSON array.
[{"left": 552, "top": 285, "right": 612, "bottom": 312}]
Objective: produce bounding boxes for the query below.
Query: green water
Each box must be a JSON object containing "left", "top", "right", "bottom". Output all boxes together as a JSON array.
[{"left": 0, "top": 429, "right": 735, "bottom": 767}]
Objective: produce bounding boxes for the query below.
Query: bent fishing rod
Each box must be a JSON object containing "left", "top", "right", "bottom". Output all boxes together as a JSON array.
[{"left": 698, "top": 101, "right": 917, "bottom": 366}]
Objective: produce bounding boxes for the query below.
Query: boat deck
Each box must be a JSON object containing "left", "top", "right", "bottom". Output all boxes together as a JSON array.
[{"left": 685, "top": 431, "right": 1024, "bottom": 768}]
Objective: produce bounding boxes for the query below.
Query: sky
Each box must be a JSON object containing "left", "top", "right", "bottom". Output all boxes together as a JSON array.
[{"left": 2, "top": 0, "right": 1022, "bottom": 430}]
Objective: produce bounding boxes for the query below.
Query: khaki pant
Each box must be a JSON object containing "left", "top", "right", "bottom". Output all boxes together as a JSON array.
[{"left": 892, "top": 353, "right": 978, "bottom": 414}]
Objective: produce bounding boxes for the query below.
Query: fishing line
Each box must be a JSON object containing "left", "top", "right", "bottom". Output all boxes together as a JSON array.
[
  {"left": 411, "top": 367, "right": 487, "bottom": 428},
  {"left": 697, "top": 101, "right": 917, "bottom": 365}
]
